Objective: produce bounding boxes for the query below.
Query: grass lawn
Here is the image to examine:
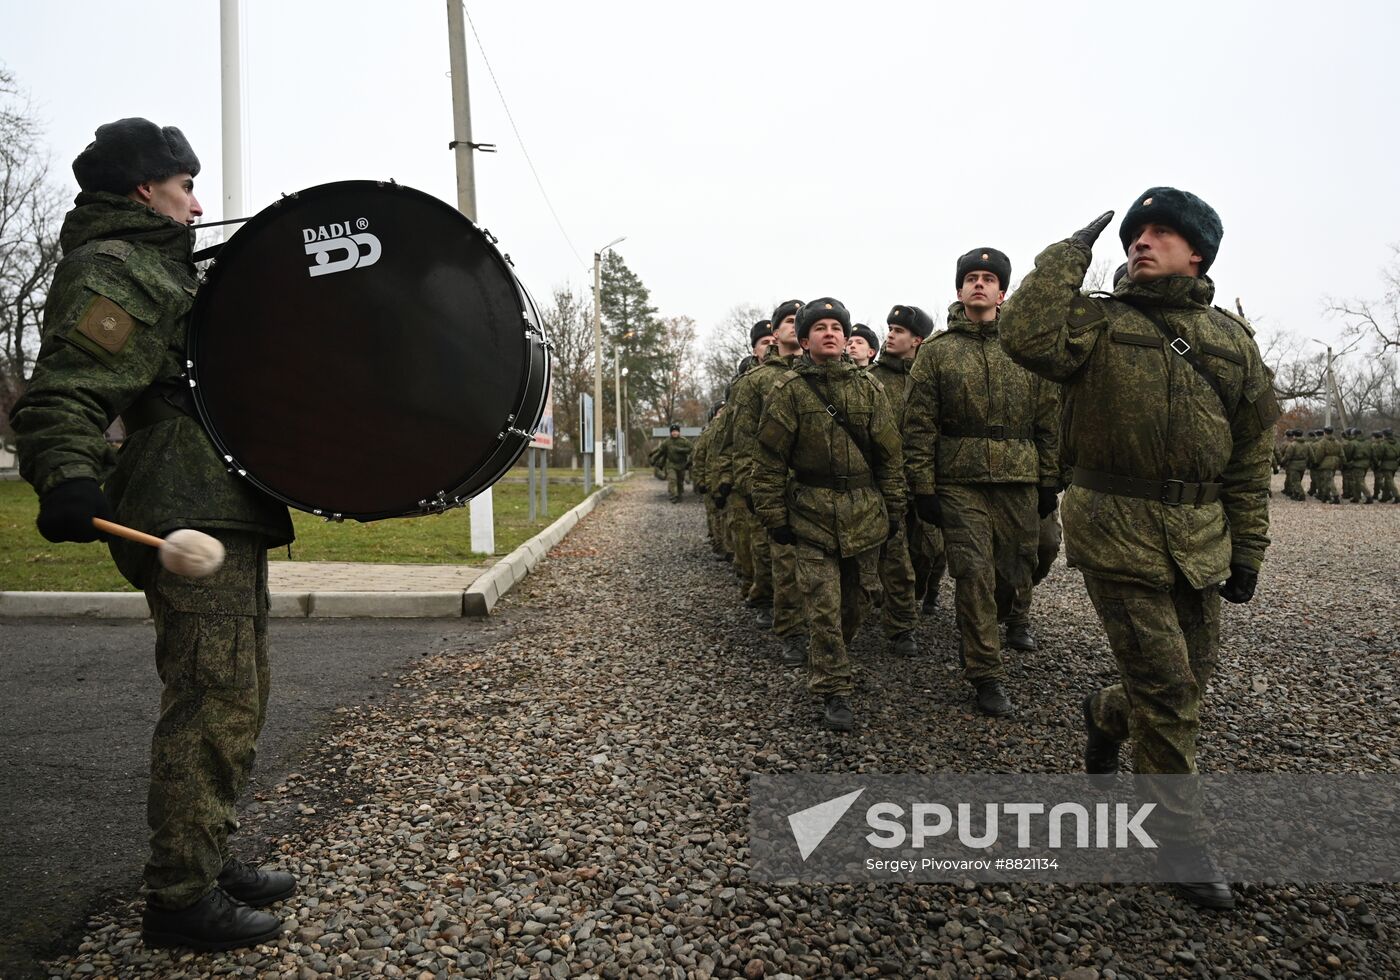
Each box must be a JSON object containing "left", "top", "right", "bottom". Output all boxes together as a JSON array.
[{"left": 0, "top": 476, "right": 591, "bottom": 592}]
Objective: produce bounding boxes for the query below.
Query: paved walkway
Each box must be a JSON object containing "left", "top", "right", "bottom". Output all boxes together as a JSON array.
[{"left": 267, "top": 559, "right": 491, "bottom": 592}]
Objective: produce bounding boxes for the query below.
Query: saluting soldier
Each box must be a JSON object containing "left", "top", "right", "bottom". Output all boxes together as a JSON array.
[
  {"left": 903, "top": 248, "right": 1059, "bottom": 716},
  {"left": 752, "top": 298, "right": 905, "bottom": 731},
  {"left": 11, "top": 119, "right": 295, "bottom": 949},
  {"left": 999, "top": 189, "right": 1278, "bottom": 910}
]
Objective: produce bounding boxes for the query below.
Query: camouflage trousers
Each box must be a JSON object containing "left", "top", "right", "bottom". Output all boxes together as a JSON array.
[
  {"left": 1377, "top": 469, "right": 1399, "bottom": 502},
  {"left": 1343, "top": 468, "right": 1370, "bottom": 502},
  {"left": 667, "top": 466, "right": 686, "bottom": 501},
  {"left": 877, "top": 519, "right": 918, "bottom": 637},
  {"left": 742, "top": 498, "right": 774, "bottom": 606},
  {"left": 730, "top": 499, "right": 755, "bottom": 596},
  {"left": 1006, "top": 509, "right": 1063, "bottom": 629},
  {"left": 939, "top": 483, "right": 1036, "bottom": 685},
  {"left": 1083, "top": 571, "right": 1220, "bottom": 842},
  {"left": 1315, "top": 468, "right": 1339, "bottom": 502},
  {"left": 770, "top": 534, "right": 803, "bottom": 639},
  {"left": 794, "top": 541, "right": 879, "bottom": 696},
  {"left": 912, "top": 516, "right": 946, "bottom": 602},
  {"left": 1283, "top": 464, "right": 1306, "bottom": 498},
  {"left": 703, "top": 495, "right": 723, "bottom": 553},
  {"left": 143, "top": 531, "right": 271, "bottom": 909}
]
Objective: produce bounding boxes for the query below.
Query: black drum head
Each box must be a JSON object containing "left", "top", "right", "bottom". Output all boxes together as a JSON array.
[{"left": 189, "top": 180, "right": 548, "bottom": 521}]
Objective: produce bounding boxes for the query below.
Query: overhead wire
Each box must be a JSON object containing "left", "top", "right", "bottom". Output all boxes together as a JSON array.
[{"left": 461, "top": 1, "right": 586, "bottom": 268}]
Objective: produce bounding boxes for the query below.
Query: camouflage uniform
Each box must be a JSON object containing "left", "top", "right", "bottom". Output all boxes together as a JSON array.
[
  {"left": 1342, "top": 431, "right": 1372, "bottom": 503},
  {"left": 690, "top": 419, "right": 723, "bottom": 552},
  {"left": 726, "top": 347, "right": 802, "bottom": 631},
  {"left": 1374, "top": 433, "right": 1400, "bottom": 502},
  {"left": 1303, "top": 432, "right": 1320, "bottom": 497},
  {"left": 752, "top": 357, "right": 905, "bottom": 696},
  {"left": 1314, "top": 432, "right": 1343, "bottom": 503},
  {"left": 902, "top": 303, "right": 1059, "bottom": 684},
  {"left": 866, "top": 352, "right": 920, "bottom": 638},
  {"left": 999, "top": 237, "right": 1275, "bottom": 841},
  {"left": 1281, "top": 434, "right": 1308, "bottom": 500},
  {"left": 649, "top": 442, "right": 667, "bottom": 480},
  {"left": 11, "top": 192, "right": 292, "bottom": 909},
  {"left": 709, "top": 376, "right": 755, "bottom": 597},
  {"left": 661, "top": 435, "right": 693, "bottom": 502}
]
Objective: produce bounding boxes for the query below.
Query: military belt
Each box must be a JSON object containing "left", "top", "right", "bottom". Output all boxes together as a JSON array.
[
  {"left": 794, "top": 471, "right": 874, "bottom": 492},
  {"left": 1072, "top": 467, "right": 1222, "bottom": 507},
  {"left": 122, "top": 382, "right": 195, "bottom": 434},
  {"left": 939, "top": 422, "right": 1033, "bottom": 440}
]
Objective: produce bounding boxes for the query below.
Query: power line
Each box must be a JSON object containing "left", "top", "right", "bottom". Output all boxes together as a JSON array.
[{"left": 461, "top": 2, "right": 585, "bottom": 267}]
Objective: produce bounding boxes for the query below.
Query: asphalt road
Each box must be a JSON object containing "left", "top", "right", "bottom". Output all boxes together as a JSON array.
[{"left": 0, "top": 616, "right": 483, "bottom": 980}]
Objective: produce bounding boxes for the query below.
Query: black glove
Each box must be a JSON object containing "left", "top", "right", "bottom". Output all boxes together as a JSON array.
[
  {"left": 716, "top": 482, "right": 732, "bottom": 500},
  {"left": 1070, "top": 210, "right": 1115, "bottom": 250},
  {"left": 36, "top": 478, "right": 113, "bottom": 543},
  {"left": 712, "top": 492, "right": 728, "bottom": 510},
  {"left": 696, "top": 483, "right": 708, "bottom": 494},
  {"left": 914, "top": 494, "right": 943, "bottom": 528},
  {"left": 1037, "top": 486, "right": 1060, "bottom": 518},
  {"left": 887, "top": 517, "right": 902, "bottom": 541},
  {"left": 1219, "top": 565, "right": 1258, "bottom": 604},
  {"left": 769, "top": 525, "right": 797, "bottom": 546}
]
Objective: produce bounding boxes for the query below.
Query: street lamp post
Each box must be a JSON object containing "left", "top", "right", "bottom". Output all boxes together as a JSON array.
[
  {"left": 593, "top": 236, "right": 626, "bottom": 484},
  {"left": 614, "top": 349, "right": 625, "bottom": 477}
]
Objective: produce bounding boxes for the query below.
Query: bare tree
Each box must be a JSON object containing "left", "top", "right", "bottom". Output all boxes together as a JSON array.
[
  {"left": 698, "top": 303, "right": 765, "bottom": 407},
  {"left": 0, "top": 68, "right": 65, "bottom": 442},
  {"left": 1257, "top": 329, "right": 1328, "bottom": 402},
  {"left": 1326, "top": 244, "right": 1400, "bottom": 354},
  {"left": 645, "top": 314, "right": 698, "bottom": 429},
  {"left": 538, "top": 284, "right": 594, "bottom": 463}
]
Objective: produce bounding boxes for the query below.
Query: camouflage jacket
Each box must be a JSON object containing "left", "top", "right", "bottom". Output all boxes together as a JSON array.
[
  {"left": 717, "top": 347, "right": 797, "bottom": 496},
  {"left": 661, "top": 436, "right": 693, "bottom": 469},
  {"left": 12, "top": 193, "right": 292, "bottom": 584},
  {"left": 752, "top": 356, "right": 904, "bottom": 557},
  {"left": 998, "top": 239, "right": 1275, "bottom": 590},
  {"left": 1280, "top": 440, "right": 1309, "bottom": 468},
  {"left": 902, "top": 304, "right": 1059, "bottom": 495},
  {"left": 1341, "top": 436, "right": 1372, "bottom": 472},
  {"left": 867, "top": 352, "right": 916, "bottom": 412},
  {"left": 1311, "top": 436, "right": 1343, "bottom": 470},
  {"left": 689, "top": 423, "right": 713, "bottom": 488},
  {"left": 1374, "top": 437, "right": 1400, "bottom": 472}
]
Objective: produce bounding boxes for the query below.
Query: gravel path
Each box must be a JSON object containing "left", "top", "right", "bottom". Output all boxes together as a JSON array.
[{"left": 44, "top": 475, "right": 1400, "bottom": 978}]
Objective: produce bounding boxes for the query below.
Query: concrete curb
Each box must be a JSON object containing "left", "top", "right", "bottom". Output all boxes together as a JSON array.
[{"left": 0, "top": 485, "right": 616, "bottom": 620}]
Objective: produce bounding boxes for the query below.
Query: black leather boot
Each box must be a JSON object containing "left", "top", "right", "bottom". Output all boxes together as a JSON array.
[
  {"left": 921, "top": 585, "right": 939, "bottom": 615},
  {"left": 890, "top": 630, "right": 917, "bottom": 658},
  {"left": 822, "top": 695, "right": 854, "bottom": 732},
  {"left": 975, "top": 680, "right": 1012, "bottom": 717},
  {"left": 218, "top": 857, "right": 296, "bottom": 907},
  {"left": 780, "top": 634, "right": 807, "bottom": 667},
  {"left": 142, "top": 886, "right": 283, "bottom": 951},
  {"left": 1005, "top": 622, "right": 1039, "bottom": 652},
  {"left": 1083, "top": 693, "right": 1122, "bottom": 778},
  {"left": 1157, "top": 842, "right": 1236, "bottom": 910}
]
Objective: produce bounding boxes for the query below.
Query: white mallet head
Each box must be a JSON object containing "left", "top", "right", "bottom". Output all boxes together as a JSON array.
[{"left": 159, "top": 529, "right": 226, "bottom": 579}]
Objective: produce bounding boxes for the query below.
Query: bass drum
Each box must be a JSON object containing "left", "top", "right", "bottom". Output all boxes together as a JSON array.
[{"left": 188, "top": 179, "right": 550, "bottom": 521}]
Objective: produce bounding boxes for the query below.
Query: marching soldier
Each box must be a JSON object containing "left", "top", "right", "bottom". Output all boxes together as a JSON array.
[
  {"left": 999, "top": 189, "right": 1277, "bottom": 910},
  {"left": 1280, "top": 429, "right": 1308, "bottom": 500},
  {"left": 1342, "top": 427, "right": 1372, "bottom": 503},
  {"left": 725, "top": 302, "right": 808, "bottom": 658},
  {"left": 1304, "top": 429, "right": 1321, "bottom": 498},
  {"left": 11, "top": 118, "right": 295, "bottom": 949},
  {"left": 752, "top": 298, "right": 905, "bottom": 731},
  {"left": 875, "top": 305, "right": 946, "bottom": 616},
  {"left": 846, "top": 323, "right": 879, "bottom": 368},
  {"left": 1315, "top": 425, "right": 1343, "bottom": 504},
  {"left": 903, "top": 248, "right": 1059, "bottom": 715},
  {"left": 661, "top": 423, "right": 693, "bottom": 502},
  {"left": 1376, "top": 429, "right": 1400, "bottom": 502}
]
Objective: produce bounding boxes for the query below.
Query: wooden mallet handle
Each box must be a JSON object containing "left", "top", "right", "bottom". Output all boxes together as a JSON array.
[{"left": 92, "top": 517, "right": 164, "bottom": 549}]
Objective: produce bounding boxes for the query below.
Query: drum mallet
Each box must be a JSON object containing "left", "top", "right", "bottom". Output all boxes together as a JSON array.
[{"left": 91, "top": 518, "right": 226, "bottom": 579}]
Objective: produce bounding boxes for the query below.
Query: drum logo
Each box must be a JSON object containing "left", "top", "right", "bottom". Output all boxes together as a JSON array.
[{"left": 303, "top": 218, "right": 382, "bottom": 278}]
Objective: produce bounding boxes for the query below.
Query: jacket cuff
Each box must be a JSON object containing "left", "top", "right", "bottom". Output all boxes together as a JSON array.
[
  {"left": 39, "top": 464, "right": 100, "bottom": 496},
  {"left": 1228, "top": 548, "right": 1263, "bottom": 573}
]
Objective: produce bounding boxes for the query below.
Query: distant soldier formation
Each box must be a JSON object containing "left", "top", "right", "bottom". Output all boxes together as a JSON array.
[
  {"left": 672, "top": 187, "right": 1308, "bottom": 910},
  {"left": 1276, "top": 426, "right": 1399, "bottom": 503}
]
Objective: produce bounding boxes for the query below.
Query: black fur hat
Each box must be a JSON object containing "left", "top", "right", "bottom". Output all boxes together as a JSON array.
[
  {"left": 749, "top": 319, "right": 774, "bottom": 347},
  {"left": 735, "top": 354, "right": 759, "bottom": 376},
  {"left": 797, "top": 297, "right": 852, "bottom": 340},
  {"left": 771, "top": 299, "right": 803, "bottom": 328},
  {"left": 72, "top": 117, "right": 201, "bottom": 194},
  {"left": 850, "top": 323, "right": 879, "bottom": 350},
  {"left": 1113, "top": 263, "right": 1130, "bottom": 288},
  {"left": 1118, "top": 187, "right": 1223, "bottom": 274},
  {"left": 886, "top": 304, "right": 934, "bottom": 339},
  {"left": 955, "top": 247, "right": 1011, "bottom": 291}
]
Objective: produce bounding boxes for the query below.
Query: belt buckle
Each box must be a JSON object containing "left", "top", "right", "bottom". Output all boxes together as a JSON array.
[
  {"left": 833, "top": 474, "right": 850, "bottom": 492},
  {"left": 987, "top": 424, "right": 1005, "bottom": 440},
  {"left": 1160, "top": 479, "right": 1186, "bottom": 506},
  {"left": 1170, "top": 337, "right": 1192, "bottom": 356}
]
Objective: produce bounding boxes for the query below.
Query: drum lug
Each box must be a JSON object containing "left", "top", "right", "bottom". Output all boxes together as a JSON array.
[
  {"left": 416, "top": 490, "right": 464, "bottom": 515},
  {"left": 502, "top": 426, "right": 533, "bottom": 441},
  {"left": 311, "top": 509, "right": 345, "bottom": 522},
  {"left": 482, "top": 229, "right": 499, "bottom": 245}
]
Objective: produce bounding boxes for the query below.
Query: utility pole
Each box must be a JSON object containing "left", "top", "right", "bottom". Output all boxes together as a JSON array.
[
  {"left": 446, "top": 0, "right": 494, "bottom": 554},
  {"left": 219, "top": 0, "right": 243, "bottom": 238},
  {"left": 1324, "top": 345, "right": 1334, "bottom": 429},
  {"left": 614, "top": 348, "right": 624, "bottom": 477},
  {"left": 593, "top": 251, "right": 605, "bottom": 486}
]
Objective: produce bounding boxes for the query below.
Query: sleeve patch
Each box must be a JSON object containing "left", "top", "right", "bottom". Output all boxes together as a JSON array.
[
  {"left": 1067, "top": 298, "right": 1107, "bottom": 329},
  {"left": 74, "top": 296, "right": 136, "bottom": 354}
]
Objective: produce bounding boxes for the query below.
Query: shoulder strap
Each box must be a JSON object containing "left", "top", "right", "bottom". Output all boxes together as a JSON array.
[
  {"left": 1134, "top": 305, "right": 1234, "bottom": 417},
  {"left": 795, "top": 373, "right": 875, "bottom": 474}
]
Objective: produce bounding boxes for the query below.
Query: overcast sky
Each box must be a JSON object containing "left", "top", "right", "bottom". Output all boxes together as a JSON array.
[{"left": 6, "top": 0, "right": 1398, "bottom": 358}]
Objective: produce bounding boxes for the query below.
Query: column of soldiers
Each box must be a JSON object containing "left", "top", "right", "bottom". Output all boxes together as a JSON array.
[
  {"left": 688, "top": 186, "right": 1278, "bottom": 911},
  {"left": 1277, "top": 426, "right": 1398, "bottom": 503}
]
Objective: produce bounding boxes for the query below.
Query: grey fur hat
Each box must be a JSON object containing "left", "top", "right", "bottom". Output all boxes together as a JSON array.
[{"left": 72, "top": 117, "right": 200, "bottom": 194}]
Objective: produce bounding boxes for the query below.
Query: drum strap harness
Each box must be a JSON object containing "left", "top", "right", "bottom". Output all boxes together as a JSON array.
[{"left": 122, "top": 380, "right": 195, "bottom": 434}]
